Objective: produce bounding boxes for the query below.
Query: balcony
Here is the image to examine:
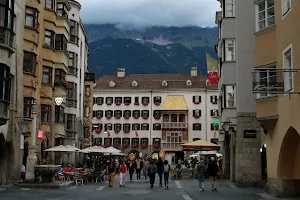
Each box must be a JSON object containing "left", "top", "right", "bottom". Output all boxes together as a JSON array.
[
  {"left": 85, "top": 72, "right": 95, "bottom": 82},
  {"left": 0, "top": 27, "right": 14, "bottom": 51},
  {"left": 162, "top": 142, "right": 187, "bottom": 150},
  {"left": 0, "top": 101, "right": 9, "bottom": 125},
  {"left": 162, "top": 122, "right": 188, "bottom": 129}
]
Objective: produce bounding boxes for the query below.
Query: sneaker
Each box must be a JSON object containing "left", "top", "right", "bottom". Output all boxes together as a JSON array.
[
  {"left": 122, "top": 185, "right": 125, "bottom": 187},
  {"left": 167, "top": 185, "right": 168, "bottom": 189},
  {"left": 214, "top": 188, "right": 217, "bottom": 191},
  {"left": 120, "top": 185, "right": 122, "bottom": 187}
]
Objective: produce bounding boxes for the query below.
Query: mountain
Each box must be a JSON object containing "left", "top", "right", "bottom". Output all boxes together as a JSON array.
[{"left": 84, "top": 24, "right": 218, "bottom": 77}]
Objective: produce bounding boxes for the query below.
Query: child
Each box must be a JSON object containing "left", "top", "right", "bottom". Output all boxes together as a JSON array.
[
  {"left": 163, "top": 160, "right": 170, "bottom": 189},
  {"left": 197, "top": 160, "right": 206, "bottom": 191}
]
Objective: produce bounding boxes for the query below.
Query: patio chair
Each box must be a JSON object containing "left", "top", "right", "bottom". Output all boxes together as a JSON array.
[{"left": 75, "top": 173, "right": 84, "bottom": 185}]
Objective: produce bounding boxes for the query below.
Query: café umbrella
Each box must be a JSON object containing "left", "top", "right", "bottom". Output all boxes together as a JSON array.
[
  {"left": 105, "top": 146, "right": 122, "bottom": 153},
  {"left": 181, "top": 140, "right": 220, "bottom": 151},
  {"left": 81, "top": 146, "right": 109, "bottom": 154},
  {"left": 44, "top": 145, "right": 81, "bottom": 163}
]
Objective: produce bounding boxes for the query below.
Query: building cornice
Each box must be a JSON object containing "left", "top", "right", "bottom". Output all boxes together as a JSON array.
[{"left": 94, "top": 89, "right": 218, "bottom": 94}]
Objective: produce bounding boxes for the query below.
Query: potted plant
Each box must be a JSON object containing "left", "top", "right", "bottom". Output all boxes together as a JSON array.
[
  {"left": 154, "top": 102, "right": 160, "bottom": 106},
  {"left": 141, "top": 144, "right": 148, "bottom": 148},
  {"left": 116, "top": 102, "right": 121, "bottom": 106},
  {"left": 133, "top": 115, "right": 139, "bottom": 119},
  {"left": 114, "top": 129, "right": 120, "bottom": 133},
  {"left": 106, "top": 115, "right": 111, "bottom": 119},
  {"left": 95, "top": 129, "right": 101, "bottom": 134},
  {"left": 142, "top": 102, "right": 148, "bottom": 106},
  {"left": 124, "top": 116, "right": 130, "bottom": 119},
  {"left": 153, "top": 143, "right": 160, "bottom": 149},
  {"left": 142, "top": 115, "right": 148, "bottom": 119},
  {"left": 134, "top": 102, "right": 139, "bottom": 105},
  {"left": 194, "top": 101, "right": 199, "bottom": 105},
  {"left": 61, "top": 80, "right": 69, "bottom": 89},
  {"left": 96, "top": 115, "right": 102, "bottom": 119},
  {"left": 115, "top": 115, "right": 121, "bottom": 119}
]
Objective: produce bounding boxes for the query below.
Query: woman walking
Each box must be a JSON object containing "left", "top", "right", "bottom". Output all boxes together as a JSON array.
[
  {"left": 207, "top": 157, "right": 219, "bottom": 191},
  {"left": 119, "top": 161, "right": 127, "bottom": 187},
  {"left": 163, "top": 160, "right": 170, "bottom": 189},
  {"left": 143, "top": 157, "right": 149, "bottom": 182},
  {"left": 197, "top": 160, "right": 206, "bottom": 191},
  {"left": 128, "top": 160, "right": 135, "bottom": 182}
]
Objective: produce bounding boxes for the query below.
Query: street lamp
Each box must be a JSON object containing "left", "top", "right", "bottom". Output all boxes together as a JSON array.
[{"left": 222, "top": 118, "right": 232, "bottom": 133}]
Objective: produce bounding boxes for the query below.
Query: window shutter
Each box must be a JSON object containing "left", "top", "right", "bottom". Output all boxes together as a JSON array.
[
  {"left": 159, "top": 97, "right": 161, "bottom": 103},
  {"left": 128, "top": 123, "right": 131, "bottom": 130},
  {"left": 93, "top": 97, "right": 96, "bottom": 104},
  {"left": 93, "top": 111, "right": 95, "bottom": 117},
  {"left": 147, "top": 110, "right": 149, "bottom": 117},
  {"left": 210, "top": 110, "right": 213, "bottom": 116},
  {"left": 129, "top": 97, "right": 131, "bottom": 103},
  {"left": 135, "top": 97, "right": 139, "bottom": 103},
  {"left": 199, "top": 124, "right": 202, "bottom": 130},
  {"left": 199, "top": 96, "right": 202, "bottom": 103},
  {"left": 199, "top": 110, "right": 202, "bottom": 116},
  {"left": 192, "top": 96, "right": 195, "bottom": 103},
  {"left": 128, "top": 110, "right": 131, "bottom": 117},
  {"left": 138, "top": 110, "right": 140, "bottom": 117},
  {"left": 193, "top": 110, "right": 195, "bottom": 117},
  {"left": 146, "top": 124, "right": 149, "bottom": 130},
  {"left": 210, "top": 96, "right": 213, "bottom": 103},
  {"left": 211, "top": 124, "right": 214, "bottom": 130}
]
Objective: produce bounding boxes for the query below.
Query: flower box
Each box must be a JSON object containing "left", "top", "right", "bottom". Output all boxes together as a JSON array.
[
  {"left": 132, "top": 144, "right": 138, "bottom": 148},
  {"left": 133, "top": 115, "right": 139, "bottom": 119},
  {"left": 123, "top": 144, "right": 129, "bottom": 148},
  {"left": 114, "top": 129, "right": 120, "bottom": 133},
  {"left": 142, "top": 102, "right": 148, "bottom": 106},
  {"left": 124, "top": 103, "right": 130, "bottom": 106},
  {"left": 115, "top": 115, "right": 121, "bottom": 119},
  {"left": 154, "top": 102, "right": 160, "bottom": 106},
  {"left": 104, "top": 143, "right": 111, "bottom": 148},
  {"left": 96, "top": 116, "right": 102, "bottom": 119},
  {"left": 154, "top": 115, "right": 160, "bottom": 119},
  {"left": 106, "top": 115, "right": 111, "bottom": 119},
  {"left": 95, "top": 129, "right": 101, "bottom": 134},
  {"left": 194, "top": 102, "right": 199, "bottom": 104},
  {"left": 142, "top": 116, "right": 148, "bottom": 120},
  {"left": 124, "top": 116, "right": 130, "bottom": 119},
  {"left": 141, "top": 144, "right": 148, "bottom": 148},
  {"left": 153, "top": 144, "right": 160, "bottom": 149},
  {"left": 115, "top": 102, "right": 121, "bottom": 106},
  {"left": 123, "top": 129, "right": 130, "bottom": 133},
  {"left": 107, "top": 103, "right": 112, "bottom": 105},
  {"left": 212, "top": 102, "right": 217, "bottom": 104},
  {"left": 194, "top": 116, "right": 200, "bottom": 119},
  {"left": 134, "top": 103, "right": 139, "bottom": 105}
]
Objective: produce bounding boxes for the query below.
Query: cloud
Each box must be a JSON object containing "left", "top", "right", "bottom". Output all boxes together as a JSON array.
[{"left": 76, "top": 0, "right": 220, "bottom": 28}]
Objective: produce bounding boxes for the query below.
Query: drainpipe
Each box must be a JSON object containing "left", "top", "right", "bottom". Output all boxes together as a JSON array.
[
  {"left": 205, "top": 90, "right": 208, "bottom": 141},
  {"left": 150, "top": 91, "right": 153, "bottom": 149}
]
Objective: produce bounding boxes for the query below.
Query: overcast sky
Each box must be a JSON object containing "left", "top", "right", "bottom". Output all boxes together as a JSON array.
[{"left": 76, "top": 0, "right": 220, "bottom": 28}]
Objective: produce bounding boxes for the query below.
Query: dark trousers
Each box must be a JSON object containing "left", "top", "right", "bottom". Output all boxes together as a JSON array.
[
  {"left": 158, "top": 173, "right": 163, "bottom": 185},
  {"left": 136, "top": 169, "right": 141, "bottom": 180},
  {"left": 164, "top": 172, "right": 169, "bottom": 186},
  {"left": 129, "top": 173, "right": 133, "bottom": 181},
  {"left": 149, "top": 174, "right": 155, "bottom": 186}
]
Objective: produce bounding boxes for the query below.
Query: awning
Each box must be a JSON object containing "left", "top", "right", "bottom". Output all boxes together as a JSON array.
[
  {"left": 181, "top": 140, "right": 220, "bottom": 151},
  {"left": 161, "top": 95, "right": 188, "bottom": 110}
]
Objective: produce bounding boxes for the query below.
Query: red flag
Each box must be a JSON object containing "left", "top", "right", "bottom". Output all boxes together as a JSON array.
[
  {"left": 108, "top": 132, "right": 110, "bottom": 137},
  {"left": 135, "top": 131, "right": 138, "bottom": 137}
]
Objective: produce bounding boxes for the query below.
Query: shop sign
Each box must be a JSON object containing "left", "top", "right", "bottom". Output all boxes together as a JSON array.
[
  {"left": 244, "top": 130, "right": 256, "bottom": 138},
  {"left": 211, "top": 138, "right": 218, "bottom": 144}
]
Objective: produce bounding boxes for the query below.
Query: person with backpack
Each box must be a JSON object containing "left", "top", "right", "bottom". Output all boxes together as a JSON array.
[
  {"left": 163, "top": 160, "right": 170, "bottom": 189},
  {"left": 207, "top": 157, "right": 219, "bottom": 191},
  {"left": 147, "top": 159, "right": 157, "bottom": 188},
  {"left": 106, "top": 160, "right": 116, "bottom": 187},
  {"left": 119, "top": 161, "right": 127, "bottom": 187},
  {"left": 156, "top": 157, "right": 164, "bottom": 187}
]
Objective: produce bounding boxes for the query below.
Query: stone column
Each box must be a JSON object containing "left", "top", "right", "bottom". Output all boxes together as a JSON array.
[{"left": 26, "top": 104, "right": 37, "bottom": 180}]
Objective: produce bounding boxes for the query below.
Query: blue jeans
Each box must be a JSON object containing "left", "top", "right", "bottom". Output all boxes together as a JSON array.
[{"left": 198, "top": 175, "right": 205, "bottom": 188}]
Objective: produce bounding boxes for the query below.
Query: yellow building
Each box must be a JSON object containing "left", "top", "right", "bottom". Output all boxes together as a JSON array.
[{"left": 253, "top": 0, "right": 300, "bottom": 197}]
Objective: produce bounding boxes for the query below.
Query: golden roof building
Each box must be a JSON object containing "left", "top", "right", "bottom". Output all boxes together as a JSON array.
[{"left": 253, "top": 0, "right": 300, "bottom": 197}]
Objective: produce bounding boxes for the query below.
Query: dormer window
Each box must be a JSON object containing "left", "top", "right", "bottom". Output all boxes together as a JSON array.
[
  {"left": 109, "top": 81, "right": 115, "bottom": 87},
  {"left": 162, "top": 80, "right": 168, "bottom": 87},
  {"left": 132, "top": 80, "right": 138, "bottom": 87},
  {"left": 186, "top": 80, "right": 192, "bottom": 86}
]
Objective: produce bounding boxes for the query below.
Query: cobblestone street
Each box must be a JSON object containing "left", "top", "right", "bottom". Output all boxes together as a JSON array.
[{"left": 0, "top": 175, "right": 283, "bottom": 200}]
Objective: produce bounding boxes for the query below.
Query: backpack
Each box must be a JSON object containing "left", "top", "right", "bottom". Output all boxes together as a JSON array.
[
  {"left": 120, "top": 164, "right": 126, "bottom": 173},
  {"left": 148, "top": 165, "right": 156, "bottom": 175},
  {"left": 164, "top": 164, "right": 170, "bottom": 172}
]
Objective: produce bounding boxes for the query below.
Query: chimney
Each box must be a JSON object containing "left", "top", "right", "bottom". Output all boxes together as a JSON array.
[
  {"left": 191, "top": 67, "right": 197, "bottom": 76},
  {"left": 117, "top": 68, "right": 125, "bottom": 77}
]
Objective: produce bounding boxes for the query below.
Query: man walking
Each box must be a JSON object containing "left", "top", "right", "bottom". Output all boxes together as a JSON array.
[
  {"left": 156, "top": 157, "right": 164, "bottom": 187},
  {"left": 163, "top": 160, "right": 170, "bottom": 189},
  {"left": 143, "top": 157, "right": 149, "bottom": 182},
  {"left": 106, "top": 160, "right": 116, "bottom": 187},
  {"left": 207, "top": 157, "right": 219, "bottom": 191},
  {"left": 119, "top": 161, "right": 127, "bottom": 187},
  {"left": 135, "top": 158, "right": 143, "bottom": 182},
  {"left": 147, "top": 159, "right": 157, "bottom": 188}
]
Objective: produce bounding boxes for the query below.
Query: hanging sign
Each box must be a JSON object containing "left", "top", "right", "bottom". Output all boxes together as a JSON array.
[{"left": 38, "top": 130, "right": 44, "bottom": 139}]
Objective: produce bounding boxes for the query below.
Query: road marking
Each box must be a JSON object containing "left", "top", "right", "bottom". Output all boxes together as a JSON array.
[
  {"left": 175, "top": 181, "right": 183, "bottom": 189},
  {"left": 182, "top": 195, "right": 193, "bottom": 200},
  {"left": 96, "top": 186, "right": 105, "bottom": 191}
]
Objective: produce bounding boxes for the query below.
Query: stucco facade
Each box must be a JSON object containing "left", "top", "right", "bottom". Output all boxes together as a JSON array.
[
  {"left": 253, "top": 0, "right": 300, "bottom": 197},
  {"left": 0, "top": 0, "right": 25, "bottom": 185},
  {"left": 216, "top": 0, "right": 264, "bottom": 187}
]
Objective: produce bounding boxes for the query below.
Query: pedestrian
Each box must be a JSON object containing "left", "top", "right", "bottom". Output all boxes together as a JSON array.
[
  {"left": 119, "top": 161, "right": 127, "bottom": 187},
  {"left": 147, "top": 159, "right": 157, "bottom": 188},
  {"left": 143, "top": 157, "right": 149, "bottom": 182},
  {"left": 197, "top": 160, "right": 206, "bottom": 191},
  {"left": 156, "top": 157, "right": 164, "bottom": 187},
  {"left": 115, "top": 158, "right": 120, "bottom": 174},
  {"left": 135, "top": 157, "right": 143, "bottom": 182},
  {"left": 128, "top": 160, "right": 135, "bottom": 182},
  {"left": 106, "top": 160, "right": 116, "bottom": 187},
  {"left": 163, "top": 160, "right": 170, "bottom": 189},
  {"left": 207, "top": 157, "right": 219, "bottom": 191}
]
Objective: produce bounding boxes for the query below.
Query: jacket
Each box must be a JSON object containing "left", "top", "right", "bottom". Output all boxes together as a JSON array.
[{"left": 197, "top": 165, "right": 205, "bottom": 176}]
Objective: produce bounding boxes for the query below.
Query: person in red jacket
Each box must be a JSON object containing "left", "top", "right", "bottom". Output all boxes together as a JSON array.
[{"left": 119, "top": 161, "right": 127, "bottom": 187}]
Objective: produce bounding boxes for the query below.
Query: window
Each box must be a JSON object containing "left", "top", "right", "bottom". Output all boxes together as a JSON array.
[
  {"left": 25, "top": 7, "right": 39, "bottom": 29},
  {"left": 44, "top": 29, "right": 54, "bottom": 48},
  {"left": 105, "top": 110, "right": 112, "bottom": 118},
  {"left": 123, "top": 123, "right": 130, "bottom": 130},
  {"left": 55, "top": 105, "right": 64, "bottom": 123},
  {"left": 224, "top": 85, "right": 236, "bottom": 107},
  {"left": 45, "top": 0, "right": 55, "bottom": 10},
  {"left": 70, "top": 20, "right": 79, "bottom": 44},
  {"left": 95, "top": 97, "right": 103, "bottom": 105},
  {"left": 224, "top": 39, "right": 235, "bottom": 61},
  {"left": 134, "top": 97, "right": 139, "bottom": 104},
  {"left": 42, "top": 66, "right": 52, "bottom": 84},
  {"left": 133, "top": 110, "right": 140, "bottom": 117},
  {"left": 210, "top": 109, "right": 219, "bottom": 117},
  {"left": 283, "top": 45, "right": 293, "bottom": 92},
  {"left": 123, "top": 110, "right": 131, "bottom": 118},
  {"left": 141, "top": 138, "right": 148, "bottom": 145},
  {"left": 55, "top": 34, "right": 67, "bottom": 51},
  {"left": 0, "top": 65, "right": 10, "bottom": 102},
  {"left": 23, "top": 51, "right": 36, "bottom": 74},
  {"left": 282, "top": 0, "right": 291, "bottom": 17},
  {"left": 57, "top": 3, "right": 68, "bottom": 17},
  {"left": 122, "top": 138, "right": 130, "bottom": 145},
  {"left": 68, "top": 52, "right": 78, "bottom": 76},
  {"left": 114, "top": 110, "right": 122, "bottom": 117},
  {"left": 41, "top": 104, "right": 51, "bottom": 123},
  {"left": 106, "top": 123, "right": 112, "bottom": 131},
  {"left": 193, "top": 110, "right": 201, "bottom": 118},
  {"left": 106, "top": 97, "right": 113, "bottom": 105},
  {"left": 24, "top": 97, "right": 33, "bottom": 118},
  {"left": 132, "top": 138, "right": 139, "bottom": 145},
  {"left": 153, "top": 123, "right": 161, "bottom": 130},
  {"left": 66, "top": 114, "right": 74, "bottom": 131},
  {"left": 113, "top": 138, "right": 121, "bottom": 145},
  {"left": 93, "top": 110, "right": 103, "bottom": 118},
  {"left": 193, "top": 96, "right": 201, "bottom": 104},
  {"left": 114, "top": 123, "right": 122, "bottom": 130},
  {"left": 211, "top": 124, "right": 219, "bottom": 131},
  {"left": 115, "top": 97, "right": 122, "bottom": 105},
  {"left": 54, "top": 69, "right": 66, "bottom": 84},
  {"left": 142, "top": 110, "right": 149, "bottom": 117},
  {"left": 153, "top": 96, "right": 161, "bottom": 104},
  {"left": 193, "top": 123, "right": 201, "bottom": 131},
  {"left": 256, "top": 0, "right": 275, "bottom": 31},
  {"left": 132, "top": 123, "right": 140, "bottom": 130},
  {"left": 256, "top": 67, "right": 277, "bottom": 97},
  {"left": 0, "top": 0, "right": 14, "bottom": 30},
  {"left": 124, "top": 97, "right": 131, "bottom": 105},
  {"left": 153, "top": 110, "right": 161, "bottom": 119},
  {"left": 210, "top": 96, "right": 218, "bottom": 104},
  {"left": 224, "top": 0, "right": 235, "bottom": 17},
  {"left": 141, "top": 123, "right": 149, "bottom": 130},
  {"left": 67, "top": 82, "right": 77, "bottom": 100},
  {"left": 142, "top": 97, "right": 149, "bottom": 103}
]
